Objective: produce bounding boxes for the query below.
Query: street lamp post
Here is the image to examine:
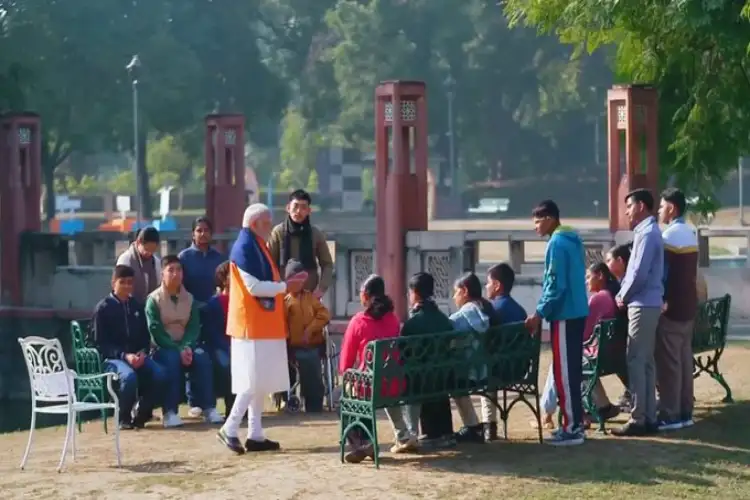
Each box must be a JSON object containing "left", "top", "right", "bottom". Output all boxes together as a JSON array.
[
  {"left": 739, "top": 156, "right": 745, "bottom": 226},
  {"left": 444, "top": 75, "right": 457, "bottom": 199},
  {"left": 126, "top": 55, "right": 143, "bottom": 226}
]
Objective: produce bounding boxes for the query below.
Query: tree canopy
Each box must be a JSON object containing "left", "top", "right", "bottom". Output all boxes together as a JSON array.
[
  {"left": 504, "top": 0, "right": 750, "bottom": 211},
  {"left": 0, "top": 0, "right": 287, "bottom": 217},
  {"left": 4, "top": 0, "right": 744, "bottom": 214}
]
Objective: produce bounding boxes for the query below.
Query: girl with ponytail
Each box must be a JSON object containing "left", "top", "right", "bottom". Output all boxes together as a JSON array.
[{"left": 338, "top": 274, "right": 401, "bottom": 463}]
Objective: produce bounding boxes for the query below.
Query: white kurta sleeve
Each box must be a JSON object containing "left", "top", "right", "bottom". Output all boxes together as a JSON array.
[{"left": 237, "top": 268, "right": 286, "bottom": 298}]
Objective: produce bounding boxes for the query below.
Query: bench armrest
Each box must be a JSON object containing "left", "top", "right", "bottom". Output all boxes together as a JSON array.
[{"left": 73, "top": 371, "right": 119, "bottom": 402}]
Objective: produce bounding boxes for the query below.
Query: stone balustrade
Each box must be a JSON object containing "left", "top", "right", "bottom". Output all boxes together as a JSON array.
[
  {"left": 18, "top": 226, "right": 748, "bottom": 321},
  {"left": 1, "top": 225, "right": 747, "bottom": 403}
]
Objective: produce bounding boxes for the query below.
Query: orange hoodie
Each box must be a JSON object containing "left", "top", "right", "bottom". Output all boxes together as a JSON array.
[{"left": 285, "top": 291, "right": 330, "bottom": 347}]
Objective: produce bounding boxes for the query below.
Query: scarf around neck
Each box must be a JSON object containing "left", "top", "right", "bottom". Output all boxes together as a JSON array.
[
  {"left": 281, "top": 215, "right": 315, "bottom": 270},
  {"left": 230, "top": 228, "right": 274, "bottom": 281}
]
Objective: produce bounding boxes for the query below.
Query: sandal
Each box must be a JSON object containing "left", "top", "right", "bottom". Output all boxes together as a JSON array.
[{"left": 529, "top": 418, "right": 555, "bottom": 430}]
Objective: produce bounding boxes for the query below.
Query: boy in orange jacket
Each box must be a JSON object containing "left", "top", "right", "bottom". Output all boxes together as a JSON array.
[{"left": 284, "top": 259, "right": 330, "bottom": 412}]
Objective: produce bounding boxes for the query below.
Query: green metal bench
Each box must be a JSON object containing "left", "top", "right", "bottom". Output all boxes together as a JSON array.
[
  {"left": 339, "top": 322, "right": 542, "bottom": 468},
  {"left": 70, "top": 319, "right": 111, "bottom": 433},
  {"left": 582, "top": 318, "right": 627, "bottom": 432},
  {"left": 692, "top": 294, "right": 733, "bottom": 403},
  {"left": 580, "top": 294, "right": 733, "bottom": 433}
]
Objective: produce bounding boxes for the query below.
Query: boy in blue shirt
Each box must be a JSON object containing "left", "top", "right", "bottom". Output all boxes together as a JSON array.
[
  {"left": 481, "top": 263, "right": 528, "bottom": 441},
  {"left": 525, "top": 200, "right": 589, "bottom": 446},
  {"left": 200, "top": 261, "right": 234, "bottom": 418}
]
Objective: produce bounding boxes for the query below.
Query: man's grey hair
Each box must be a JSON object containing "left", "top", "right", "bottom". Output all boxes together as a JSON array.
[{"left": 242, "top": 203, "right": 271, "bottom": 228}]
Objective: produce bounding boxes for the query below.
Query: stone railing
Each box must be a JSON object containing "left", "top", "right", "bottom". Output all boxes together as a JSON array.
[{"left": 16, "top": 226, "right": 746, "bottom": 320}]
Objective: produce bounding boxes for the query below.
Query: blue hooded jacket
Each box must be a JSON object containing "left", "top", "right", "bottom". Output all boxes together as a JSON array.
[
  {"left": 536, "top": 225, "right": 589, "bottom": 321},
  {"left": 450, "top": 301, "right": 492, "bottom": 381}
]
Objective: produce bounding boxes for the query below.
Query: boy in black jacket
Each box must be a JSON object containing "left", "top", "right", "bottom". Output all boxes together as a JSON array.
[{"left": 92, "top": 265, "right": 166, "bottom": 429}]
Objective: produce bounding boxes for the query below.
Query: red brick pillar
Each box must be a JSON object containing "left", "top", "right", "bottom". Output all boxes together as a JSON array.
[
  {"left": 205, "top": 114, "right": 246, "bottom": 236},
  {"left": 607, "top": 85, "right": 659, "bottom": 231},
  {"left": 0, "top": 113, "right": 42, "bottom": 305},
  {"left": 374, "top": 81, "right": 428, "bottom": 318}
]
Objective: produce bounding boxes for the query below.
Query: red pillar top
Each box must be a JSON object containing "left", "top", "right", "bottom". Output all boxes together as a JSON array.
[
  {"left": 607, "top": 84, "right": 659, "bottom": 231},
  {"left": 0, "top": 112, "right": 42, "bottom": 305},
  {"left": 204, "top": 114, "right": 246, "bottom": 236},
  {"left": 374, "top": 81, "right": 428, "bottom": 318}
]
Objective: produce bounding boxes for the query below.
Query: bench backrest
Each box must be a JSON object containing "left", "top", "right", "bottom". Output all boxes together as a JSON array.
[
  {"left": 364, "top": 322, "right": 541, "bottom": 406},
  {"left": 586, "top": 318, "right": 627, "bottom": 376},
  {"left": 70, "top": 319, "right": 92, "bottom": 350},
  {"left": 692, "top": 294, "right": 731, "bottom": 354}
]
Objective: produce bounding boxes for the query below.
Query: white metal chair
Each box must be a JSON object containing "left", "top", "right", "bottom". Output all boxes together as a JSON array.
[{"left": 17, "top": 336, "right": 122, "bottom": 472}]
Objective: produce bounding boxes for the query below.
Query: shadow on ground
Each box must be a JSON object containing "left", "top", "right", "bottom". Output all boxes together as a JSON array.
[
  {"left": 117, "top": 460, "right": 190, "bottom": 473},
  {"left": 383, "top": 401, "right": 750, "bottom": 487}
]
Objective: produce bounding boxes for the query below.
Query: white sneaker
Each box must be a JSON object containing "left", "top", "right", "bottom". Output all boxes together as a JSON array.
[
  {"left": 188, "top": 407, "right": 203, "bottom": 418},
  {"left": 204, "top": 408, "right": 224, "bottom": 424},
  {"left": 163, "top": 412, "right": 184, "bottom": 428}
]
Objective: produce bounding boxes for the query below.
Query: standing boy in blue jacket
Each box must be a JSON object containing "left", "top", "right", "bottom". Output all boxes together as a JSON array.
[{"left": 525, "top": 200, "right": 589, "bottom": 446}]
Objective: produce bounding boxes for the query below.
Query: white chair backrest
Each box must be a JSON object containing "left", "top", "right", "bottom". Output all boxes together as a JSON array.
[{"left": 17, "top": 336, "right": 75, "bottom": 403}]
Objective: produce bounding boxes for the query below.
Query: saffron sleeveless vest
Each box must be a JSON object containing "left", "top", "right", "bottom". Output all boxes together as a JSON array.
[{"left": 227, "top": 242, "right": 286, "bottom": 341}]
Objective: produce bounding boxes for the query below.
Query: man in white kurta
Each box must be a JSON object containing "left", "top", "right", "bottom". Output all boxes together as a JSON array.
[{"left": 217, "top": 204, "right": 306, "bottom": 454}]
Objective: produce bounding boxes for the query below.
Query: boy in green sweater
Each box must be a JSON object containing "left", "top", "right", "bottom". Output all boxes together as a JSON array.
[{"left": 147, "top": 255, "right": 223, "bottom": 427}]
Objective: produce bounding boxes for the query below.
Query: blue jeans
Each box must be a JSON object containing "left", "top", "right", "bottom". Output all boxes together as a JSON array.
[
  {"left": 211, "top": 349, "right": 233, "bottom": 410},
  {"left": 188, "top": 348, "right": 230, "bottom": 407},
  {"left": 154, "top": 347, "right": 215, "bottom": 414},
  {"left": 104, "top": 357, "right": 166, "bottom": 421},
  {"left": 291, "top": 347, "right": 325, "bottom": 412}
]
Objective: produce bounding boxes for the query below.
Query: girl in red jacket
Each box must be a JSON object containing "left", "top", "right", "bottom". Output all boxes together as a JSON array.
[{"left": 339, "top": 274, "right": 401, "bottom": 464}]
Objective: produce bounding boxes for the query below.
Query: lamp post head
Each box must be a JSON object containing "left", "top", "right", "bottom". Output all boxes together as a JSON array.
[
  {"left": 444, "top": 75, "right": 456, "bottom": 92},
  {"left": 126, "top": 55, "right": 141, "bottom": 78}
]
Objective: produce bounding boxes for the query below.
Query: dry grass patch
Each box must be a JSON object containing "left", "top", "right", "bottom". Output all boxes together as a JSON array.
[{"left": 0, "top": 345, "right": 748, "bottom": 499}]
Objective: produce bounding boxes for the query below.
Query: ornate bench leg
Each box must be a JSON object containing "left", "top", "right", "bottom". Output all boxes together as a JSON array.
[
  {"left": 693, "top": 351, "right": 733, "bottom": 403},
  {"left": 501, "top": 390, "right": 510, "bottom": 440},
  {"left": 533, "top": 392, "right": 543, "bottom": 444},
  {"left": 581, "top": 375, "right": 606, "bottom": 434},
  {"left": 370, "top": 411, "right": 380, "bottom": 470},
  {"left": 711, "top": 371, "right": 733, "bottom": 403}
]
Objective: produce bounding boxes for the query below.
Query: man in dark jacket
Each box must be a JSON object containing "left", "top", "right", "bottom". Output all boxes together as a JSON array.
[
  {"left": 92, "top": 265, "right": 166, "bottom": 429},
  {"left": 399, "top": 272, "right": 457, "bottom": 450}
]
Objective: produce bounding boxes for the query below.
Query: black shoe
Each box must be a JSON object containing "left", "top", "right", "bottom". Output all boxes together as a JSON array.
[
  {"left": 245, "top": 438, "right": 281, "bottom": 452},
  {"left": 455, "top": 425, "right": 485, "bottom": 443},
  {"left": 132, "top": 408, "right": 151, "bottom": 429},
  {"left": 217, "top": 429, "right": 246, "bottom": 455},
  {"left": 131, "top": 416, "right": 147, "bottom": 429},
  {"left": 483, "top": 421, "right": 499, "bottom": 441},
  {"left": 596, "top": 404, "right": 621, "bottom": 422},
  {"left": 119, "top": 419, "right": 135, "bottom": 430},
  {"left": 645, "top": 421, "right": 659, "bottom": 435},
  {"left": 616, "top": 392, "right": 632, "bottom": 412},
  {"left": 611, "top": 421, "right": 649, "bottom": 437}
]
